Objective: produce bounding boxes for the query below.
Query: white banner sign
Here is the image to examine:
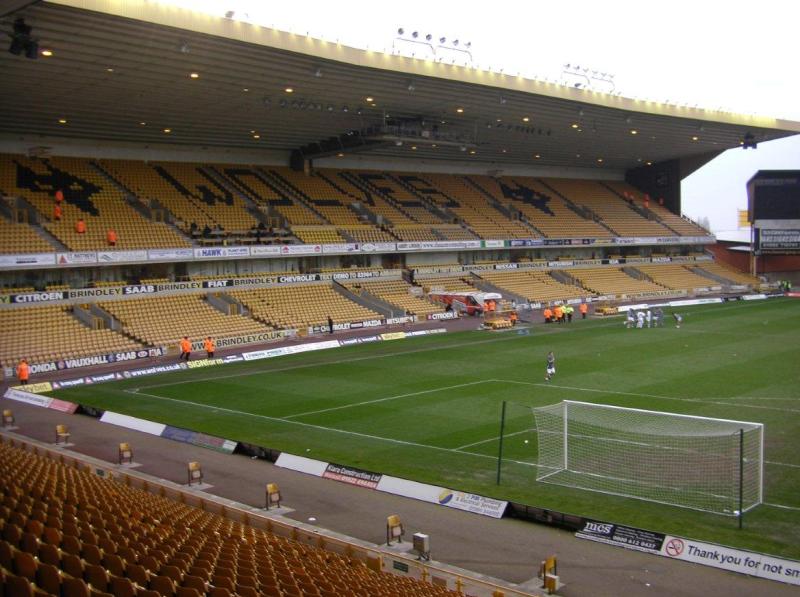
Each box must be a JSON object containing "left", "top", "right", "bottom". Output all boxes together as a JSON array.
[
  {"left": 99, "top": 411, "right": 167, "bottom": 436},
  {"left": 322, "top": 243, "right": 360, "bottom": 254},
  {"left": 376, "top": 475, "right": 507, "bottom": 518},
  {"left": 193, "top": 246, "right": 251, "bottom": 259},
  {"left": 660, "top": 535, "right": 800, "bottom": 586},
  {"left": 97, "top": 250, "right": 148, "bottom": 263},
  {"left": 148, "top": 248, "right": 194, "bottom": 261},
  {"left": 56, "top": 252, "right": 98, "bottom": 265},
  {"left": 0, "top": 253, "right": 57, "bottom": 267},
  {"left": 3, "top": 387, "right": 53, "bottom": 408},
  {"left": 250, "top": 245, "right": 284, "bottom": 256},
  {"left": 359, "top": 242, "right": 397, "bottom": 252},
  {"left": 275, "top": 453, "right": 329, "bottom": 476},
  {"left": 484, "top": 240, "right": 505, "bottom": 248},
  {"left": 278, "top": 244, "right": 323, "bottom": 255}
]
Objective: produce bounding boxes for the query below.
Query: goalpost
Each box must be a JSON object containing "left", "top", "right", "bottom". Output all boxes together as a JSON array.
[{"left": 531, "top": 401, "right": 764, "bottom": 520}]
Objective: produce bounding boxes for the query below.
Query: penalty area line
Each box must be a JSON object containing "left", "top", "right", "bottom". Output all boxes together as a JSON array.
[
  {"left": 122, "top": 388, "right": 539, "bottom": 469},
  {"left": 283, "top": 380, "right": 493, "bottom": 420}
]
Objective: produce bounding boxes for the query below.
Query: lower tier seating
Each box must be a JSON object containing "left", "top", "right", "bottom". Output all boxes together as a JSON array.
[
  {"left": 0, "top": 440, "right": 460, "bottom": 597},
  {"left": 0, "top": 306, "right": 141, "bottom": 369}
]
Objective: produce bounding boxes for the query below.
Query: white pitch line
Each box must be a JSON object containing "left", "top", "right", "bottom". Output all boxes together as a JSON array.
[
  {"left": 133, "top": 317, "right": 629, "bottom": 393},
  {"left": 455, "top": 428, "right": 534, "bottom": 450},
  {"left": 123, "top": 388, "right": 539, "bottom": 468},
  {"left": 119, "top": 387, "right": 800, "bottom": 512},
  {"left": 283, "top": 380, "right": 493, "bottom": 420},
  {"left": 135, "top": 333, "right": 527, "bottom": 392},
  {"left": 764, "top": 502, "right": 800, "bottom": 512},
  {"left": 765, "top": 460, "right": 800, "bottom": 469},
  {"left": 493, "top": 379, "right": 800, "bottom": 415}
]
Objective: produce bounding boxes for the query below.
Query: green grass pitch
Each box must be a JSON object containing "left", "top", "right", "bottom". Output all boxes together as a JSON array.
[{"left": 50, "top": 298, "right": 800, "bottom": 559}]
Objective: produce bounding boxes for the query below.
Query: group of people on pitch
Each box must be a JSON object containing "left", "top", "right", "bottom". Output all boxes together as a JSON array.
[
  {"left": 543, "top": 303, "right": 588, "bottom": 324},
  {"left": 625, "top": 307, "right": 682, "bottom": 329}
]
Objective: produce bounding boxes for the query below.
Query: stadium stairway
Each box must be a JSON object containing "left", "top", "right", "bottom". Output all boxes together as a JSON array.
[
  {"left": 461, "top": 177, "right": 547, "bottom": 239},
  {"left": 533, "top": 178, "right": 614, "bottom": 234},
  {"left": 201, "top": 166, "right": 271, "bottom": 229},
  {"left": 332, "top": 281, "right": 400, "bottom": 318}
]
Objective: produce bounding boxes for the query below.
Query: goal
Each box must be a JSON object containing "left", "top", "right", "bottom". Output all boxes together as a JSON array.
[{"left": 532, "top": 401, "right": 763, "bottom": 516}]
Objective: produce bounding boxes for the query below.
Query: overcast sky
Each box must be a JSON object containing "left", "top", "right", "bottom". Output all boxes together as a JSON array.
[{"left": 165, "top": 0, "right": 800, "bottom": 233}]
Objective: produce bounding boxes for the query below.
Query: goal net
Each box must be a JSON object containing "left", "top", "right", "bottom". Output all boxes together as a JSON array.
[{"left": 532, "top": 401, "right": 763, "bottom": 515}]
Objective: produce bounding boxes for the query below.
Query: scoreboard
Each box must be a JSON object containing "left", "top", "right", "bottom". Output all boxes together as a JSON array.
[{"left": 747, "top": 170, "right": 800, "bottom": 254}]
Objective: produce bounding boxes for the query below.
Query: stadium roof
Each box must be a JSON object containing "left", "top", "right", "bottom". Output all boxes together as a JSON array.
[{"left": 2, "top": 0, "right": 799, "bottom": 171}]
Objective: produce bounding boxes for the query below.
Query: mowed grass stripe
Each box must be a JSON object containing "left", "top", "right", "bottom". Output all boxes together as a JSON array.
[{"left": 50, "top": 298, "right": 800, "bottom": 559}]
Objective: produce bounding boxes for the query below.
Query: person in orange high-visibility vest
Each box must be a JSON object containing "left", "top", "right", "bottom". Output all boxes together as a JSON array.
[
  {"left": 53, "top": 203, "right": 62, "bottom": 221},
  {"left": 579, "top": 302, "right": 588, "bottom": 319},
  {"left": 54, "top": 189, "right": 64, "bottom": 204},
  {"left": 179, "top": 336, "right": 192, "bottom": 362},
  {"left": 16, "top": 359, "right": 30, "bottom": 385},
  {"left": 510, "top": 310, "right": 518, "bottom": 325},
  {"left": 543, "top": 307, "right": 553, "bottom": 323},
  {"left": 75, "top": 218, "right": 87, "bottom": 234},
  {"left": 553, "top": 305, "right": 564, "bottom": 324},
  {"left": 203, "top": 337, "right": 215, "bottom": 359},
  {"left": 106, "top": 229, "right": 117, "bottom": 246}
]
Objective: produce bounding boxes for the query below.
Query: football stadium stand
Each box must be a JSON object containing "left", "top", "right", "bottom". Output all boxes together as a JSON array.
[
  {"left": 477, "top": 270, "right": 594, "bottom": 303},
  {"left": 99, "top": 295, "right": 268, "bottom": 347},
  {"left": 421, "top": 174, "right": 534, "bottom": 240},
  {"left": 414, "top": 276, "right": 477, "bottom": 293},
  {"left": 0, "top": 439, "right": 460, "bottom": 597},
  {"left": 544, "top": 178, "right": 673, "bottom": 237},
  {"left": 0, "top": 155, "right": 191, "bottom": 251},
  {"left": 569, "top": 267, "right": 667, "bottom": 295},
  {"left": 633, "top": 264, "right": 720, "bottom": 292},
  {"left": 0, "top": 217, "right": 54, "bottom": 254},
  {"left": 229, "top": 285, "right": 383, "bottom": 330},
  {"left": 0, "top": 306, "right": 141, "bottom": 369},
  {"left": 340, "top": 279, "right": 444, "bottom": 317},
  {"left": 98, "top": 159, "right": 257, "bottom": 235},
  {"left": 469, "top": 176, "right": 613, "bottom": 239},
  {"left": 606, "top": 182, "right": 709, "bottom": 236},
  {"left": 696, "top": 261, "right": 764, "bottom": 287}
]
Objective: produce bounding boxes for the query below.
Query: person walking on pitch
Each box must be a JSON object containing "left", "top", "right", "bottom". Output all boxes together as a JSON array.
[{"left": 545, "top": 351, "right": 556, "bottom": 381}]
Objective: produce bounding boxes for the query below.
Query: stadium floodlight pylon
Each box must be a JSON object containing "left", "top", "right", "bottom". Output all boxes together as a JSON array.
[{"left": 531, "top": 401, "right": 763, "bottom": 522}]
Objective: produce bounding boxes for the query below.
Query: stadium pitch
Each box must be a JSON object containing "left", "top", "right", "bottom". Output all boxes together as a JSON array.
[{"left": 50, "top": 298, "right": 800, "bottom": 560}]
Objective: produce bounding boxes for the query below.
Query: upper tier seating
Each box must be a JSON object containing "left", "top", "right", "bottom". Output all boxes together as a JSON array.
[
  {"left": 341, "top": 279, "right": 443, "bottom": 317},
  {"left": 349, "top": 171, "right": 448, "bottom": 226},
  {"left": 634, "top": 264, "right": 718, "bottom": 291},
  {"left": 290, "top": 226, "right": 347, "bottom": 244},
  {"left": 0, "top": 440, "right": 461, "bottom": 597},
  {"left": 317, "top": 170, "right": 416, "bottom": 227},
  {"left": 477, "top": 270, "right": 593, "bottom": 303},
  {"left": 570, "top": 268, "right": 667, "bottom": 295},
  {"left": 99, "top": 295, "right": 268, "bottom": 347},
  {"left": 337, "top": 225, "right": 397, "bottom": 243},
  {"left": 273, "top": 168, "right": 365, "bottom": 226},
  {"left": 544, "top": 178, "right": 672, "bottom": 237},
  {"left": 99, "top": 159, "right": 257, "bottom": 234},
  {"left": 0, "top": 155, "right": 190, "bottom": 251},
  {"left": 230, "top": 284, "right": 383, "bottom": 329},
  {"left": 0, "top": 216, "right": 54, "bottom": 254},
  {"left": 420, "top": 173, "right": 536, "bottom": 239},
  {"left": 607, "top": 182, "right": 709, "bottom": 236},
  {"left": 471, "top": 176, "right": 613, "bottom": 238},
  {"left": 0, "top": 305, "right": 141, "bottom": 368}
]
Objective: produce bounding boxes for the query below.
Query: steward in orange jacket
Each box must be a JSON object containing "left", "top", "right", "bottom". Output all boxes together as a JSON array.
[
  {"left": 579, "top": 303, "right": 588, "bottom": 319},
  {"left": 203, "top": 337, "right": 215, "bottom": 359},
  {"left": 16, "top": 359, "right": 30, "bottom": 385},
  {"left": 543, "top": 307, "right": 553, "bottom": 323},
  {"left": 179, "top": 337, "right": 192, "bottom": 362}
]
